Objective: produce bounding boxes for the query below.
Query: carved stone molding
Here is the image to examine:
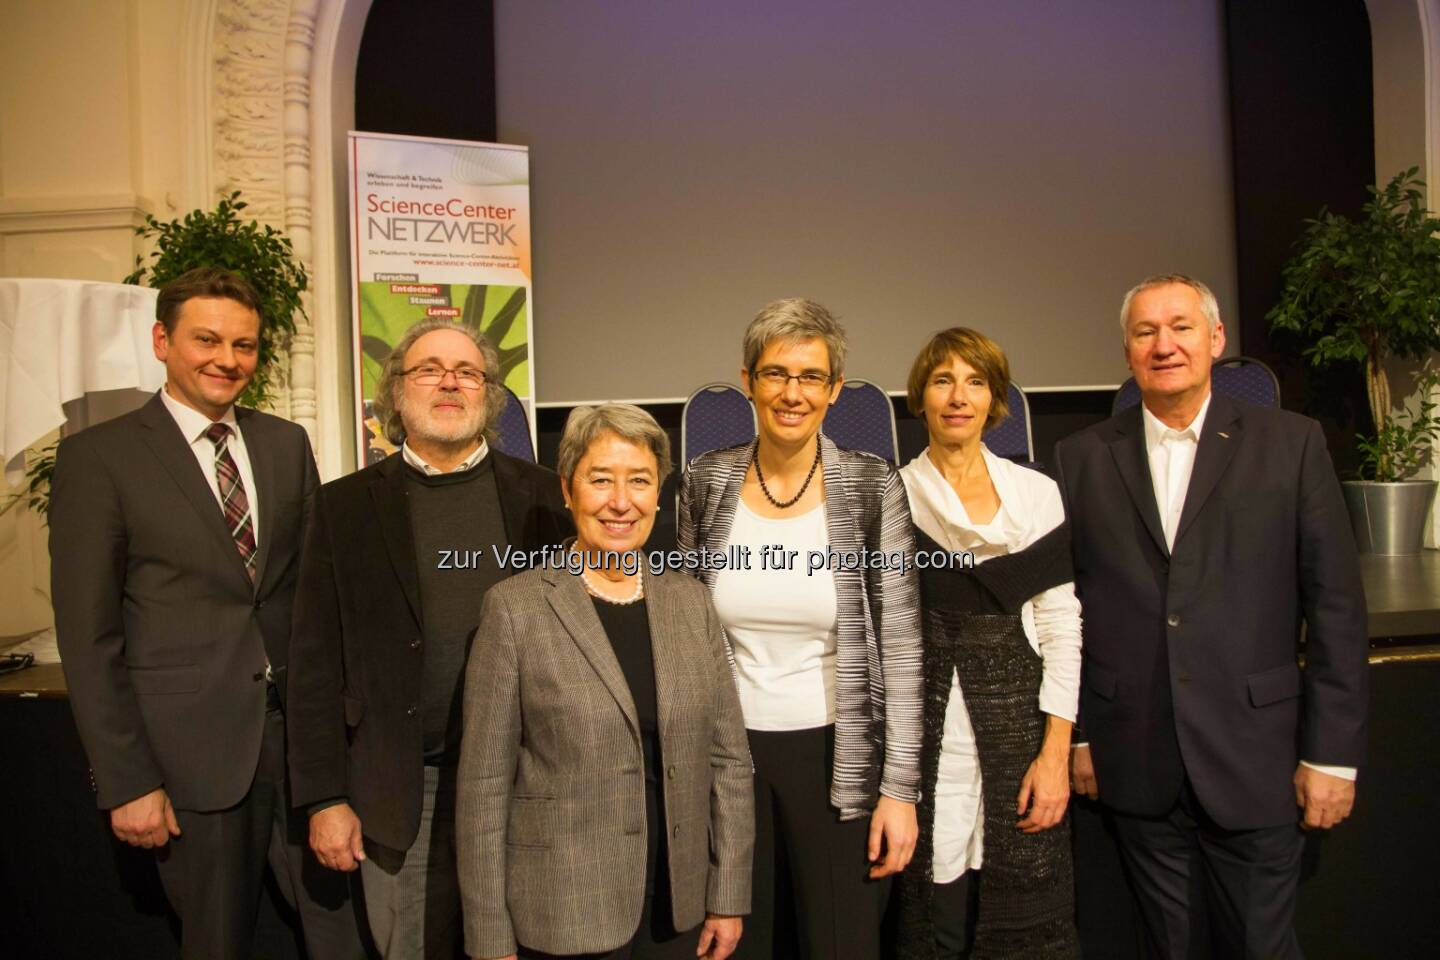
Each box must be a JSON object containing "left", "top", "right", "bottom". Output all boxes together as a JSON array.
[
  {"left": 210, "top": 0, "right": 326, "bottom": 434},
  {"left": 0, "top": 195, "right": 154, "bottom": 236}
]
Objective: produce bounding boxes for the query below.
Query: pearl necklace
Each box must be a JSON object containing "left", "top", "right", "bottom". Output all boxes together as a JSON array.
[{"left": 581, "top": 566, "right": 645, "bottom": 605}]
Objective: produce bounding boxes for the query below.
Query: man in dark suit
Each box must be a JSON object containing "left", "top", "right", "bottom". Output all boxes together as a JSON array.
[
  {"left": 286, "top": 319, "right": 570, "bottom": 959},
  {"left": 1054, "top": 274, "right": 1368, "bottom": 958},
  {"left": 49, "top": 267, "right": 364, "bottom": 960}
]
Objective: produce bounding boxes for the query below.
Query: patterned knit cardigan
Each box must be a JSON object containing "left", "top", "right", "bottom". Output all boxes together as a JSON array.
[{"left": 676, "top": 434, "right": 923, "bottom": 818}]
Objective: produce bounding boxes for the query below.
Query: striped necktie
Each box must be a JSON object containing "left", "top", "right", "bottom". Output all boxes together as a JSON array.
[{"left": 205, "top": 422, "right": 258, "bottom": 581}]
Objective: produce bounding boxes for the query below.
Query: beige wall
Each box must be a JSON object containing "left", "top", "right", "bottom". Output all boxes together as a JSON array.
[{"left": 0, "top": 0, "right": 195, "bottom": 636}]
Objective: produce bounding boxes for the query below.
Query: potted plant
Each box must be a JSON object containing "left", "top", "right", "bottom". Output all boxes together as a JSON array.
[
  {"left": 6, "top": 191, "right": 309, "bottom": 520},
  {"left": 125, "top": 190, "right": 308, "bottom": 408},
  {"left": 1267, "top": 168, "right": 1440, "bottom": 554}
]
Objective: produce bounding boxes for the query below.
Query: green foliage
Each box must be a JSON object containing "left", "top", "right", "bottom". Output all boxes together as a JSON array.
[
  {"left": 125, "top": 191, "right": 308, "bottom": 407},
  {"left": 2, "top": 441, "right": 56, "bottom": 522},
  {"left": 1267, "top": 169, "right": 1440, "bottom": 480},
  {"left": 1268, "top": 169, "right": 1440, "bottom": 377},
  {"left": 1356, "top": 370, "right": 1440, "bottom": 482}
]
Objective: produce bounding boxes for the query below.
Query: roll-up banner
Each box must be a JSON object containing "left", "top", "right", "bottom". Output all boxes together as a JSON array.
[{"left": 348, "top": 131, "right": 535, "bottom": 465}]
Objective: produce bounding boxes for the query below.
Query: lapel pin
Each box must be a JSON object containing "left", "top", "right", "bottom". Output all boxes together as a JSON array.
[{"left": 1217, "top": 431, "right": 1230, "bottom": 439}]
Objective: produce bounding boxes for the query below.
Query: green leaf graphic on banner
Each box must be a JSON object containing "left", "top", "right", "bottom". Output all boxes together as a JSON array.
[{"left": 358, "top": 281, "right": 530, "bottom": 398}]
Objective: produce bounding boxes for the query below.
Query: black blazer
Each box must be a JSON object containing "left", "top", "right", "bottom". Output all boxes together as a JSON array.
[
  {"left": 50, "top": 394, "right": 319, "bottom": 812},
  {"left": 1052, "top": 393, "right": 1368, "bottom": 830},
  {"left": 285, "top": 449, "right": 571, "bottom": 853}
]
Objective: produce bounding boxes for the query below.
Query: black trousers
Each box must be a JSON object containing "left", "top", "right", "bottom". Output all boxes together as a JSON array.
[
  {"left": 154, "top": 700, "right": 365, "bottom": 960},
  {"left": 1111, "top": 779, "right": 1304, "bottom": 960},
  {"left": 932, "top": 872, "right": 979, "bottom": 959},
  {"left": 734, "top": 725, "right": 890, "bottom": 960}
]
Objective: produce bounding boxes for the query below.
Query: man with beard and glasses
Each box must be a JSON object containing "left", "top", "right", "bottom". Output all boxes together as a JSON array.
[{"left": 287, "top": 320, "right": 571, "bottom": 959}]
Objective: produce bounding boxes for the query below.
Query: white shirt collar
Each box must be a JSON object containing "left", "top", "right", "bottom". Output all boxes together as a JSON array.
[
  {"left": 1141, "top": 391, "right": 1212, "bottom": 449},
  {"left": 159, "top": 386, "right": 238, "bottom": 442},
  {"left": 401, "top": 437, "right": 490, "bottom": 475}
]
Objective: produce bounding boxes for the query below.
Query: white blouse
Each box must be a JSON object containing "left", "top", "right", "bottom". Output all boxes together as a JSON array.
[
  {"left": 900, "top": 445, "right": 1082, "bottom": 881},
  {"left": 710, "top": 499, "right": 840, "bottom": 731}
]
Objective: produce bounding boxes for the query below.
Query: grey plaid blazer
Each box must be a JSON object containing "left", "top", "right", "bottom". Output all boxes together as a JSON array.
[
  {"left": 457, "top": 561, "right": 753, "bottom": 959},
  {"left": 677, "top": 434, "right": 923, "bottom": 818}
]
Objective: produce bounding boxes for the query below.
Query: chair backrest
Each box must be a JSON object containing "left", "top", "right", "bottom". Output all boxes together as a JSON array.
[
  {"left": 682, "top": 382, "right": 756, "bottom": 465},
  {"left": 983, "top": 382, "right": 1033, "bottom": 460},
  {"left": 1112, "top": 355, "right": 1281, "bottom": 415},
  {"left": 493, "top": 384, "right": 536, "bottom": 463},
  {"left": 1212, "top": 356, "right": 1281, "bottom": 407},
  {"left": 1111, "top": 377, "right": 1142, "bottom": 416},
  {"left": 825, "top": 379, "right": 899, "bottom": 463}
]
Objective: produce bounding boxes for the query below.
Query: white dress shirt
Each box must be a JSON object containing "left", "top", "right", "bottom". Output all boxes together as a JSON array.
[
  {"left": 401, "top": 437, "right": 489, "bottom": 475},
  {"left": 901, "top": 445, "right": 1084, "bottom": 880},
  {"left": 160, "top": 387, "right": 259, "bottom": 549},
  {"left": 1140, "top": 392, "right": 1355, "bottom": 782}
]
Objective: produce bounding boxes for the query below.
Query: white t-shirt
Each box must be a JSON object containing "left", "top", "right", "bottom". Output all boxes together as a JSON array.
[{"left": 710, "top": 499, "right": 839, "bottom": 731}]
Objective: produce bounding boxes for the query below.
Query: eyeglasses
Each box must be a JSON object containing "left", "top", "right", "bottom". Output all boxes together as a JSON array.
[
  {"left": 402, "top": 364, "right": 487, "bottom": 389},
  {"left": 752, "top": 367, "right": 833, "bottom": 392}
]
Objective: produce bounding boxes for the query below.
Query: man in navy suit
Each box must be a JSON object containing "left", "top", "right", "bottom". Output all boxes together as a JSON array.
[{"left": 1054, "top": 274, "right": 1368, "bottom": 958}]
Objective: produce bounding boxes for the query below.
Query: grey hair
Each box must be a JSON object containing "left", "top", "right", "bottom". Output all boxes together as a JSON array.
[
  {"left": 742, "top": 297, "right": 848, "bottom": 381},
  {"left": 372, "top": 319, "right": 504, "bottom": 445},
  {"left": 1119, "top": 274, "right": 1221, "bottom": 339},
  {"left": 556, "top": 403, "right": 673, "bottom": 488}
]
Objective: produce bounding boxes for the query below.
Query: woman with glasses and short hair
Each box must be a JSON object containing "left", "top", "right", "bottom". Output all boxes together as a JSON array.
[{"left": 677, "top": 298, "right": 922, "bottom": 959}]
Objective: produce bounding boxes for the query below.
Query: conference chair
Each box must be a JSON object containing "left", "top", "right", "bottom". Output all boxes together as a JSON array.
[
  {"left": 682, "top": 382, "right": 756, "bottom": 466},
  {"left": 1111, "top": 355, "right": 1281, "bottom": 415},
  {"left": 493, "top": 383, "right": 536, "bottom": 463},
  {"left": 1211, "top": 356, "right": 1282, "bottom": 407},
  {"left": 825, "top": 378, "right": 900, "bottom": 463},
  {"left": 984, "top": 382, "right": 1034, "bottom": 461}
]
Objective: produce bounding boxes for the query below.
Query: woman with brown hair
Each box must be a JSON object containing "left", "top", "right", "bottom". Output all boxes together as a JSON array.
[{"left": 894, "top": 328, "right": 1081, "bottom": 959}]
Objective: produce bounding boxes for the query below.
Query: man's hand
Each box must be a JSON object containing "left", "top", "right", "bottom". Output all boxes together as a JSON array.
[
  {"left": 867, "top": 795, "right": 918, "bottom": 878},
  {"left": 310, "top": 802, "right": 366, "bottom": 871},
  {"left": 110, "top": 787, "right": 181, "bottom": 848},
  {"left": 1294, "top": 765, "right": 1356, "bottom": 830},
  {"left": 1017, "top": 749, "right": 1070, "bottom": 833},
  {"left": 696, "top": 914, "right": 742, "bottom": 959},
  {"left": 1071, "top": 744, "right": 1099, "bottom": 800}
]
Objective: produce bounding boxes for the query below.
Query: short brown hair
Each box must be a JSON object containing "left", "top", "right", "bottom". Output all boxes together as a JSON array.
[
  {"left": 155, "top": 267, "right": 264, "bottom": 333},
  {"left": 905, "top": 327, "right": 1011, "bottom": 429}
]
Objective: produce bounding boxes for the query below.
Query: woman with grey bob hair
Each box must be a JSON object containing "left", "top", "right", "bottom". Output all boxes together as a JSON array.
[
  {"left": 372, "top": 319, "right": 505, "bottom": 445},
  {"left": 678, "top": 297, "right": 922, "bottom": 959},
  {"left": 557, "top": 403, "right": 674, "bottom": 489},
  {"left": 458, "top": 401, "right": 753, "bottom": 960}
]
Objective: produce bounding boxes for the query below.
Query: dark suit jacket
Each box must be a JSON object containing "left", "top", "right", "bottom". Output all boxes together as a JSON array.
[
  {"left": 50, "top": 393, "right": 319, "bottom": 812},
  {"left": 456, "top": 563, "right": 753, "bottom": 959},
  {"left": 1053, "top": 393, "right": 1368, "bottom": 830},
  {"left": 285, "top": 449, "right": 570, "bottom": 853}
]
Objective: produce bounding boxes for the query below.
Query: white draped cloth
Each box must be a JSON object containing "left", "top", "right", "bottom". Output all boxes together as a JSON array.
[{"left": 0, "top": 278, "right": 163, "bottom": 484}]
